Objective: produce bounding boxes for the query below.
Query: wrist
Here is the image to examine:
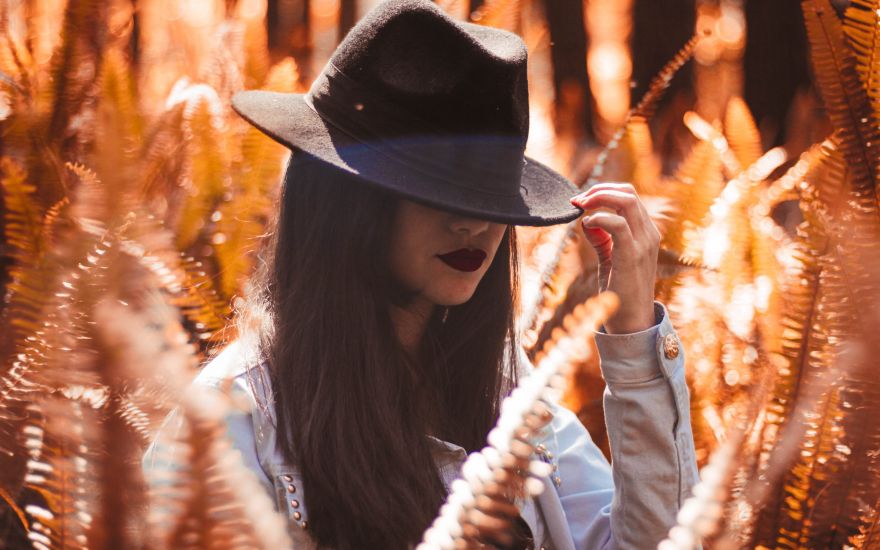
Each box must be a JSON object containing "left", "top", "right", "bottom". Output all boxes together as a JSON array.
[{"left": 603, "top": 303, "right": 657, "bottom": 334}]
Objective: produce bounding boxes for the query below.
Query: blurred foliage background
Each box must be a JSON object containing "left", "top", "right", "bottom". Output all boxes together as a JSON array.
[{"left": 2, "top": 0, "right": 880, "bottom": 548}]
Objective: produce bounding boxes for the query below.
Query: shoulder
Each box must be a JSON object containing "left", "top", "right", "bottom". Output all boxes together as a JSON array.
[
  {"left": 193, "top": 340, "right": 276, "bottom": 419},
  {"left": 195, "top": 340, "right": 252, "bottom": 385}
]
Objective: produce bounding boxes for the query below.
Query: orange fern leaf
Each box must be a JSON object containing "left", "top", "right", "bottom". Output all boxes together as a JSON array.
[
  {"left": 803, "top": 0, "right": 880, "bottom": 213},
  {"left": 724, "top": 96, "right": 763, "bottom": 171}
]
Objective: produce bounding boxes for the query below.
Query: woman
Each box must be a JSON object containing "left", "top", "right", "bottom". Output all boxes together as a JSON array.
[{"left": 144, "top": 0, "right": 699, "bottom": 548}]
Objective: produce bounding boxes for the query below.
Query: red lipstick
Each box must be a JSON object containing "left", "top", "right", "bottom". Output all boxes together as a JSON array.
[{"left": 437, "top": 248, "right": 487, "bottom": 272}]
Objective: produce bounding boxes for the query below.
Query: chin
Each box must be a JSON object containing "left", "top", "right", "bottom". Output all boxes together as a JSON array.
[{"left": 427, "top": 286, "right": 478, "bottom": 306}]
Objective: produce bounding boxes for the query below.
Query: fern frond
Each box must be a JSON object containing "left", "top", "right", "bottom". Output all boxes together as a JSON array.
[
  {"left": 745, "top": 141, "right": 849, "bottom": 546},
  {"left": 1, "top": 157, "right": 42, "bottom": 266},
  {"left": 517, "top": 224, "right": 583, "bottom": 345},
  {"left": 90, "top": 48, "right": 143, "bottom": 224},
  {"left": 239, "top": 18, "right": 271, "bottom": 89},
  {"left": 65, "top": 161, "right": 106, "bottom": 236},
  {"left": 178, "top": 256, "right": 233, "bottom": 344},
  {"left": 683, "top": 110, "right": 742, "bottom": 177},
  {"left": 118, "top": 220, "right": 231, "bottom": 345},
  {"left": 200, "top": 20, "right": 246, "bottom": 100},
  {"left": 137, "top": 101, "right": 187, "bottom": 211},
  {"left": 213, "top": 58, "right": 297, "bottom": 299},
  {"left": 624, "top": 116, "right": 662, "bottom": 194},
  {"left": 661, "top": 139, "right": 724, "bottom": 257},
  {"left": 0, "top": 157, "right": 54, "bottom": 362},
  {"left": 0, "top": 360, "right": 45, "bottom": 497},
  {"left": 723, "top": 96, "right": 763, "bottom": 171},
  {"left": 47, "top": 0, "right": 106, "bottom": 156},
  {"left": 173, "top": 83, "right": 228, "bottom": 250},
  {"left": 842, "top": 0, "right": 880, "bottom": 137},
  {"left": 803, "top": 0, "right": 880, "bottom": 212},
  {"left": 23, "top": 399, "right": 96, "bottom": 548},
  {"left": 633, "top": 33, "right": 702, "bottom": 121},
  {"left": 103, "top": 293, "right": 289, "bottom": 550}
]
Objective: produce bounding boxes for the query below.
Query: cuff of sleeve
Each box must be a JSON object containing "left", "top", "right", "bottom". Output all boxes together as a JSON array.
[{"left": 594, "top": 301, "right": 683, "bottom": 384}]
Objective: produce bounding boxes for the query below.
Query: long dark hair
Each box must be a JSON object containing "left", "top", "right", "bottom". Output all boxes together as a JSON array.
[{"left": 237, "top": 150, "right": 521, "bottom": 549}]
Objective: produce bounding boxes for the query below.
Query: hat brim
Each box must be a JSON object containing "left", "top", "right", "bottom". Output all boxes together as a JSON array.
[{"left": 231, "top": 90, "right": 584, "bottom": 227}]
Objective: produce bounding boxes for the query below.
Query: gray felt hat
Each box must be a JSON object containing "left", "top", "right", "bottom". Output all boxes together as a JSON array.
[{"left": 231, "top": 0, "right": 583, "bottom": 226}]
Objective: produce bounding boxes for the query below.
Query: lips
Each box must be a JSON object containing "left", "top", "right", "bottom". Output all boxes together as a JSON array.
[{"left": 437, "top": 248, "right": 487, "bottom": 272}]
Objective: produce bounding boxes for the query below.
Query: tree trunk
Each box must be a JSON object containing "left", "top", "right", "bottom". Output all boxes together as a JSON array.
[
  {"left": 339, "top": 0, "right": 356, "bottom": 43},
  {"left": 743, "top": 0, "right": 812, "bottom": 148},
  {"left": 543, "top": 0, "right": 593, "bottom": 142},
  {"left": 267, "top": 0, "right": 313, "bottom": 82}
]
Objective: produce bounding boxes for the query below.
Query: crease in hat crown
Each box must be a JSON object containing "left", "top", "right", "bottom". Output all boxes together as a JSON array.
[
  {"left": 315, "top": 0, "right": 532, "bottom": 140},
  {"left": 229, "top": 0, "right": 584, "bottom": 226}
]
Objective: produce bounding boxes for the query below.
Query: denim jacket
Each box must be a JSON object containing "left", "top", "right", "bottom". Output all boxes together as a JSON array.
[{"left": 143, "top": 301, "right": 698, "bottom": 549}]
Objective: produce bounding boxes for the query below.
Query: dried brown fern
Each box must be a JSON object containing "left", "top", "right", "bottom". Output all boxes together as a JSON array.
[
  {"left": 843, "top": 0, "right": 880, "bottom": 156},
  {"left": 173, "top": 85, "right": 229, "bottom": 251},
  {"left": 621, "top": 115, "right": 663, "bottom": 195},
  {"left": 682, "top": 110, "right": 742, "bottom": 177},
  {"left": 0, "top": 157, "right": 50, "bottom": 357},
  {"left": 47, "top": 0, "right": 106, "bottom": 165},
  {"left": 804, "top": 0, "right": 880, "bottom": 215},
  {"left": 723, "top": 96, "right": 763, "bottom": 171},
  {"left": 215, "top": 58, "right": 298, "bottom": 298},
  {"left": 656, "top": 138, "right": 724, "bottom": 288},
  {"left": 103, "top": 290, "right": 291, "bottom": 549},
  {"left": 734, "top": 122, "right": 880, "bottom": 546}
]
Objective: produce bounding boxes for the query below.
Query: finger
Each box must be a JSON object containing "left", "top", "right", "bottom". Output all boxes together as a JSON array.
[
  {"left": 581, "top": 211, "right": 636, "bottom": 265},
  {"left": 582, "top": 225, "right": 613, "bottom": 264},
  {"left": 571, "top": 181, "right": 639, "bottom": 200},
  {"left": 569, "top": 189, "right": 648, "bottom": 237},
  {"left": 570, "top": 182, "right": 639, "bottom": 212}
]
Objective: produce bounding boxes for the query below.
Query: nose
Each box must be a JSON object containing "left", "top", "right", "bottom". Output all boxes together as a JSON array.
[{"left": 449, "top": 215, "right": 491, "bottom": 237}]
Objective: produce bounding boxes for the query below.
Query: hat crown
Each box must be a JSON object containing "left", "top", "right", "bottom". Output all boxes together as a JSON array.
[
  {"left": 228, "top": 0, "right": 582, "bottom": 226},
  {"left": 314, "top": 0, "right": 530, "bottom": 141}
]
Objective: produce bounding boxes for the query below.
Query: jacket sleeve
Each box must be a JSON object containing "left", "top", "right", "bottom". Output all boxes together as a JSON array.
[{"left": 554, "top": 300, "right": 699, "bottom": 549}]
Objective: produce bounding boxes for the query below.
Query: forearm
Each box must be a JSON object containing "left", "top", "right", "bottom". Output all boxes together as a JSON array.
[{"left": 596, "top": 301, "right": 699, "bottom": 548}]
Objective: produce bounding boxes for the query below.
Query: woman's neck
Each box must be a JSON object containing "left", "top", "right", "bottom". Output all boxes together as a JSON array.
[{"left": 390, "top": 295, "right": 436, "bottom": 355}]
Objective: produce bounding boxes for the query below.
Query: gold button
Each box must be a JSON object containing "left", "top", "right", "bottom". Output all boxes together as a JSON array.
[
  {"left": 662, "top": 333, "right": 680, "bottom": 359},
  {"left": 287, "top": 484, "right": 296, "bottom": 493},
  {"left": 293, "top": 511, "right": 301, "bottom": 520},
  {"left": 282, "top": 474, "right": 293, "bottom": 482},
  {"left": 291, "top": 499, "right": 300, "bottom": 508},
  {"left": 301, "top": 520, "right": 309, "bottom": 530}
]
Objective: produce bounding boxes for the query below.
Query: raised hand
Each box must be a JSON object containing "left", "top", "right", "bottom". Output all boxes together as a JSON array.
[{"left": 569, "top": 183, "right": 660, "bottom": 334}]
